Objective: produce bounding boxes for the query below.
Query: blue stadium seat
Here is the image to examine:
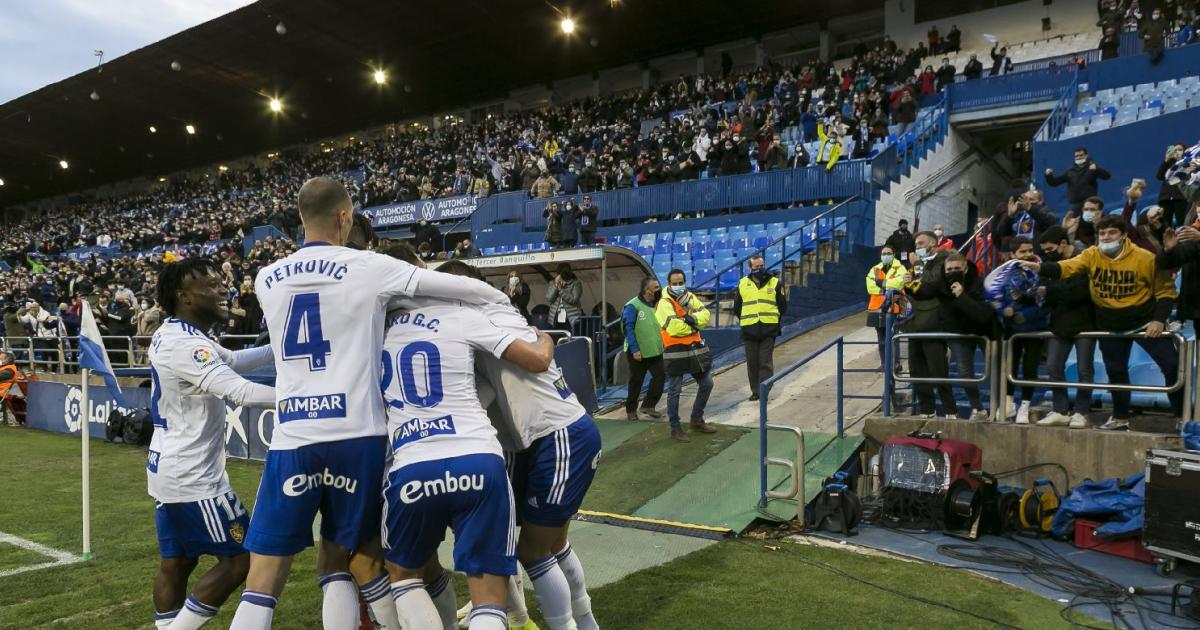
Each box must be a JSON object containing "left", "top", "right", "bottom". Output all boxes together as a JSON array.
[
  {"left": 673, "top": 237, "right": 692, "bottom": 254},
  {"left": 752, "top": 235, "right": 771, "bottom": 248},
  {"left": 694, "top": 261, "right": 717, "bottom": 286},
  {"left": 766, "top": 222, "right": 786, "bottom": 233},
  {"left": 718, "top": 268, "right": 740, "bottom": 291},
  {"left": 654, "top": 240, "right": 672, "bottom": 255},
  {"left": 786, "top": 220, "right": 805, "bottom": 232},
  {"left": 692, "top": 240, "right": 713, "bottom": 257},
  {"left": 636, "top": 243, "right": 654, "bottom": 256},
  {"left": 482, "top": 247, "right": 497, "bottom": 256},
  {"left": 730, "top": 236, "right": 750, "bottom": 249},
  {"left": 689, "top": 229, "right": 709, "bottom": 240},
  {"left": 712, "top": 237, "right": 732, "bottom": 251},
  {"left": 709, "top": 226, "right": 728, "bottom": 235}
]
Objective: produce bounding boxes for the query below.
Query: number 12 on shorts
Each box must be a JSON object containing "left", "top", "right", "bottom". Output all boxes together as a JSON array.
[{"left": 283, "top": 292, "right": 332, "bottom": 371}]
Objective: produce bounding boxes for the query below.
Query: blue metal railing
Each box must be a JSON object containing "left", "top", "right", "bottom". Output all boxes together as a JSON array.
[
  {"left": 1034, "top": 69, "right": 1083, "bottom": 142},
  {"left": 947, "top": 65, "right": 1079, "bottom": 112},
  {"left": 756, "top": 331, "right": 884, "bottom": 509}
]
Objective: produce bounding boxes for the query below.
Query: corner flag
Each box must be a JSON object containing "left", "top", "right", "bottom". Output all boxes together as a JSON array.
[{"left": 78, "top": 300, "right": 126, "bottom": 407}]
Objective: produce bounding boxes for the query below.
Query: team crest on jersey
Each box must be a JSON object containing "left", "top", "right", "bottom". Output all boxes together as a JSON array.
[
  {"left": 553, "top": 374, "right": 572, "bottom": 399},
  {"left": 192, "top": 347, "right": 216, "bottom": 369},
  {"left": 229, "top": 522, "right": 245, "bottom": 544}
]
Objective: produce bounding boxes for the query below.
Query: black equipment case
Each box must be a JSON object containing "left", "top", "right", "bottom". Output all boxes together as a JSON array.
[{"left": 1143, "top": 449, "right": 1200, "bottom": 574}]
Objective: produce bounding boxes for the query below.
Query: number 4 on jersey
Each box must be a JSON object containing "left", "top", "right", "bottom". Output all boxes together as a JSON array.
[{"left": 283, "top": 293, "right": 332, "bottom": 371}]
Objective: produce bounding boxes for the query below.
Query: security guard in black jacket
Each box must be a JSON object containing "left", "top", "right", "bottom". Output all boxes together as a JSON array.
[{"left": 733, "top": 254, "right": 787, "bottom": 401}]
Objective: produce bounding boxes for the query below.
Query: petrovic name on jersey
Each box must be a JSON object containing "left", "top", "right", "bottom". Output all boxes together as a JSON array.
[{"left": 260, "top": 258, "right": 350, "bottom": 288}]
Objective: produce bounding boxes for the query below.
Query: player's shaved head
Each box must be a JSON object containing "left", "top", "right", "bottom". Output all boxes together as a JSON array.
[{"left": 296, "top": 176, "right": 355, "bottom": 247}]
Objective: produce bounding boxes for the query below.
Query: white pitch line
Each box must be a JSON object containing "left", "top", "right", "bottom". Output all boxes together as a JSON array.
[{"left": 0, "top": 531, "right": 83, "bottom": 578}]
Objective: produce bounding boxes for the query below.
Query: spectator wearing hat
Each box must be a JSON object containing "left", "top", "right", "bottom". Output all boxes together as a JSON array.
[{"left": 884, "top": 219, "right": 916, "bottom": 266}]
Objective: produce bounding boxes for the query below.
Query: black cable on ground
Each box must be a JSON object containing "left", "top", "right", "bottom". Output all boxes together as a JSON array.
[
  {"left": 784, "top": 549, "right": 1026, "bottom": 629},
  {"left": 988, "top": 462, "right": 1072, "bottom": 494},
  {"left": 936, "top": 537, "right": 1200, "bottom": 630}
]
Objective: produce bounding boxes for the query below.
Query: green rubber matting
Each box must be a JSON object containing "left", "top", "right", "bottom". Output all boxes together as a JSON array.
[
  {"left": 594, "top": 418, "right": 653, "bottom": 452},
  {"left": 633, "top": 430, "right": 863, "bottom": 531},
  {"left": 437, "top": 521, "right": 715, "bottom": 589}
]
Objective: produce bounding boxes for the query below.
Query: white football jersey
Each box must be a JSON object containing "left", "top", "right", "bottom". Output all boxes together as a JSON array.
[
  {"left": 255, "top": 244, "right": 423, "bottom": 450},
  {"left": 476, "top": 302, "right": 587, "bottom": 452},
  {"left": 382, "top": 302, "right": 515, "bottom": 470},
  {"left": 147, "top": 318, "right": 275, "bottom": 503}
]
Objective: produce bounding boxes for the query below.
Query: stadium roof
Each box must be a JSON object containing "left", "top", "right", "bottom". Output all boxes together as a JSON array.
[{"left": 0, "top": 0, "right": 879, "bottom": 206}]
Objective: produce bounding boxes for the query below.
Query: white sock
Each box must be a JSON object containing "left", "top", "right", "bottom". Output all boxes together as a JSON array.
[
  {"left": 506, "top": 573, "right": 531, "bottom": 626},
  {"left": 318, "top": 572, "right": 360, "bottom": 630},
  {"left": 169, "top": 595, "right": 218, "bottom": 629},
  {"left": 426, "top": 570, "right": 458, "bottom": 630},
  {"left": 229, "top": 591, "right": 277, "bottom": 630},
  {"left": 154, "top": 609, "right": 178, "bottom": 629},
  {"left": 467, "top": 604, "right": 507, "bottom": 630},
  {"left": 523, "top": 556, "right": 578, "bottom": 630},
  {"left": 555, "top": 545, "right": 599, "bottom": 630},
  {"left": 360, "top": 572, "right": 400, "bottom": 630},
  {"left": 392, "top": 578, "right": 442, "bottom": 629}
]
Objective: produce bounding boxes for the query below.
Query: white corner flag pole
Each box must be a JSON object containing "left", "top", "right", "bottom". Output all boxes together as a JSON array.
[{"left": 81, "top": 367, "right": 92, "bottom": 561}]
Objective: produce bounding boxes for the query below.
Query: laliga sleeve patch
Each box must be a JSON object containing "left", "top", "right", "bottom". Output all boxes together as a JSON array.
[{"left": 191, "top": 346, "right": 217, "bottom": 370}]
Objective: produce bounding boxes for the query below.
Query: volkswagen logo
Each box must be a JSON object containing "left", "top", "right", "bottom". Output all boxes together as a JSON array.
[{"left": 421, "top": 201, "right": 436, "bottom": 221}]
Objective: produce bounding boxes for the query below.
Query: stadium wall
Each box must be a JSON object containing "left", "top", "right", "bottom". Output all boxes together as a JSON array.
[
  {"left": 884, "top": 0, "right": 1098, "bottom": 51},
  {"left": 1033, "top": 105, "right": 1200, "bottom": 214}
]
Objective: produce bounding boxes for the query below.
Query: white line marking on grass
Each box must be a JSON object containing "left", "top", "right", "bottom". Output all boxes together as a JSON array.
[{"left": 0, "top": 531, "right": 83, "bottom": 578}]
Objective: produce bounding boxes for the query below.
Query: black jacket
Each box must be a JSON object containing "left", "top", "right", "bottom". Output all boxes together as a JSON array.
[
  {"left": 733, "top": 272, "right": 787, "bottom": 341},
  {"left": 963, "top": 59, "right": 984, "bottom": 80},
  {"left": 1041, "top": 257, "right": 1095, "bottom": 337},
  {"left": 1157, "top": 158, "right": 1186, "bottom": 203},
  {"left": 1044, "top": 160, "right": 1111, "bottom": 204},
  {"left": 905, "top": 252, "right": 995, "bottom": 337},
  {"left": 884, "top": 229, "right": 916, "bottom": 260},
  {"left": 1158, "top": 240, "right": 1200, "bottom": 321},
  {"left": 935, "top": 65, "right": 956, "bottom": 90}
]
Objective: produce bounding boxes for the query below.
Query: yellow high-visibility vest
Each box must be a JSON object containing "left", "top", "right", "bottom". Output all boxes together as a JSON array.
[{"left": 738, "top": 276, "right": 780, "bottom": 327}]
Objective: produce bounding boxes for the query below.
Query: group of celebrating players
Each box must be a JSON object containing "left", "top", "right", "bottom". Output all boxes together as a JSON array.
[{"left": 145, "top": 176, "right": 602, "bottom": 630}]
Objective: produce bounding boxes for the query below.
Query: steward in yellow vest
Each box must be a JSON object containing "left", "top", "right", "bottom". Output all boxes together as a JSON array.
[{"left": 733, "top": 256, "right": 787, "bottom": 400}]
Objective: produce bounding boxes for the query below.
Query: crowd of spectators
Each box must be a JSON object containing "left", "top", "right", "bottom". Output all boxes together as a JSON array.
[{"left": 868, "top": 141, "right": 1200, "bottom": 431}]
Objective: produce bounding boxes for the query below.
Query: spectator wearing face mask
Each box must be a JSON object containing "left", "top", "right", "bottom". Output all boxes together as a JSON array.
[
  {"left": 901, "top": 231, "right": 959, "bottom": 418},
  {"left": 894, "top": 92, "right": 918, "bottom": 135},
  {"left": 559, "top": 163, "right": 581, "bottom": 195},
  {"left": 1065, "top": 196, "right": 1103, "bottom": 247},
  {"left": 560, "top": 199, "right": 579, "bottom": 248},
  {"left": 984, "top": 237, "right": 1050, "bottom": 425},
  {"left": 865, "top": 245, "right": 906, "bottom": 373},
  {"left": 762, "top": 135, "right": 789, "bottom": 171},
  {"left": 918, "top": 66, "right": 937, "bottom": 97},
  {"left": 933, "top": 224, "right": 954, "bottom": 250},
  {"left": 1142, "top": 8, "right": 1168, "bottom": 63},
  {"left": 1025, "top": 215, "right": 1181, "bottom": 431},
  {"left": 578, "top": 157, "right": 600, "bottom": 193},
  {"left": 1035, "top": 227, "right": 1095, "bottom": 429},
  {"left": 734, "top": 254, "right": 786, "bottom": 401},
  {"left": 452, "top": 238, "right": 480, "bottom": 259},
  {"left": 815, "top": 123, "right": 843, "bottom": 172},
  {"left": 656, "top": 269, "right": 716, "bottom": 442},
  {"left": 615, "top": 159, "right": 634, "bottom": 189},
  {"left": 623, "top": 277, "right": 666, "bottom": 421},
  {"left": 1044, "top": 148, "right": 1111, "bottom": 214},
  {"left": 791, "top": 142, "right": 811, "bottom": 169},
  {"left": 504, "top": 271, "right": 531, "bottom": 322}
]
